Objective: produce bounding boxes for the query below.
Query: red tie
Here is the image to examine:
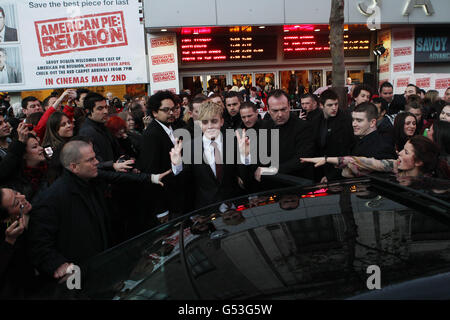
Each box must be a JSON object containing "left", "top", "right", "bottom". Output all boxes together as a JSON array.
[{"left": 211, "top": 141, "right": 223, "bottom": 181}]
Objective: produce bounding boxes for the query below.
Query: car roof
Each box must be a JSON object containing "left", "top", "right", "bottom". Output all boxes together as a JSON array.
[{"left": 39, "top": 175, "right": 450, "bottom": 300}]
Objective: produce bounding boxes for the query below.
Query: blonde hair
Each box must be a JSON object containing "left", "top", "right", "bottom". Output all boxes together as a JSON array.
[{"left": 197, "top": 101, "right": 223, "bottom": 121}]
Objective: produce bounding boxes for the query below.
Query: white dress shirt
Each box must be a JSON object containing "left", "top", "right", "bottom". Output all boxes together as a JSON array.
[
  {"left": 155, "top": 119, "right": 176, "bottom": 145},
  {"left": 172, "top": 132, "right": 250, "bottom": 176}
]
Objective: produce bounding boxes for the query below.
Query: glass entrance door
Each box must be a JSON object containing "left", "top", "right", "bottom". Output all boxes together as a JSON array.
[
  {"left": 309, "top": 70, "right": 323, "bottom": 94},
  {"left": 232, "top": 73, "right": 252, "bottom": 91},
  {"left": 255, "top": 73, "right": 275, "bottom": 93},
  {"left": 182, "top": 76, "right": 204, "bottom": 96},
  {"left": 206, "top": 74, "right": 227, "bottom": 94}
]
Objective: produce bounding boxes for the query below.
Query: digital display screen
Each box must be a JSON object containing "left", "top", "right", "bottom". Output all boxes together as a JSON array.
[
  {"left": 415, "top": 27, "right": 450, "bottom": 63},
  {"left": 283, "top": 33, "right": 371, "bottom": 59},
  {"left": 180, "top": 28, "right": 277, "bottom": 63}
]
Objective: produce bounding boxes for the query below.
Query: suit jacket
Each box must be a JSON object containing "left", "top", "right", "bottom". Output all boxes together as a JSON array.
[
  {"left": 79, "top": 117, "right": 119, "bottom": 165},
  {"left": 4, "top": 26, "right": 18, "bottom": 42},
  {"left": 386, "top": 94, "right": 406, "bottom": 115},
  {"left": 176, "top": 132, "right": 250, "bottom": 209},
  {"left": 137, "top": 120, "right": 179, "bottom": 216},
  {"left": 315, "top": 109, "right": 355, "bottom": 180},
  {"left": 4, "top": 64, "right": 21, "bottom": 83},
  {"left": 264, "top": 114, "right": 315, "bottom": 179}
]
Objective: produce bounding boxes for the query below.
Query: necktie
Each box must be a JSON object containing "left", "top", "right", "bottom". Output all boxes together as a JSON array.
[{"left": 211, "top": 141, "right": 223, "bottom": 181}]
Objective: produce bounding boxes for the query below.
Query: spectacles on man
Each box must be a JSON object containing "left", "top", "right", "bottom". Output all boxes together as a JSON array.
[{"left": 159, "top": 106, "right": 180, "bottom": 113}]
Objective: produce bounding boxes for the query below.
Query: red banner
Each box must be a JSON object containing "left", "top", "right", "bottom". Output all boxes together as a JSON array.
[
  {"left": 393, "top": 62, "right": 412, "bottom": 73},
  {"left": 393, "top": 47, "right": 412, "bottom": 57},
  {"left": 151, "top": 36, "right": 174, "bottom": 48},
  {"left": 35, "top": 11, "right": 128, "bottom": 57},
  {"left": 151, "top": 53, "right": 175, "bottom": 65},
  {"left": 397, "top": 78, "right": 410, "bottom": 88},
  {"left": 379, "top": 64, "right": 389, "bottom": 73},
  {"left": 416, "top": 78, "right": 431, "bottom": 88},
  {"left": 152, "top": 71, "right": 176, "bottom": 83},
  {"left": 435, "top": 78, "right": 450, "bottom": 90}
]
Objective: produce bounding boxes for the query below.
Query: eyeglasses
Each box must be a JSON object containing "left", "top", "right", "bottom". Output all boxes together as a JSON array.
[
  {"left": 75, "top": 157, "right": 97, "bottom": 165},
  {"left": 159, "top": 106, "right": 180, "bottom": 113}
]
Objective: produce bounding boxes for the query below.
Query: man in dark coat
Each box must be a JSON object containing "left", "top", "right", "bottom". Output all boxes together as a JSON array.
[
  {"left": 379, "top": 81, "right": 406, "bottom": 115},
  {"left": 28, "top": 140, "right": 111, "bottom": 279},
  {"left": 315, "top": 89, "right": 354, "bottom": 182},
  {"left": 28, "top": 140, "right": 166, "bottom": 280},
  {"left": 137, "top": 90, "right": 182, "bottom": 222},
  {"left": 223, "top": 91, "right": 243, "bottom": 130},
  {"left": 78, "top": 92, "right": 132, "bottom": 172},
  {"left": 254, "top": 90, "right": 315, "bottom": 186},
  {"left": 351, "top": 102, "right": 397, "bottom": 160}
]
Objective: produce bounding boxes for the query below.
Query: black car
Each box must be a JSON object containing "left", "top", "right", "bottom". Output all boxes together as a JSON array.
[{"left": 37, "top": 174, "right": 450, "bottom": 300}]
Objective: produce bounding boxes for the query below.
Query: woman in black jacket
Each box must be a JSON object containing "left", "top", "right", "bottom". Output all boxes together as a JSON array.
[
  {"left": 42, "top": 111, "right": 74, "bottom": 184},
  {"left": 0, "top": 187, "right": 38, "bottom": 299}
]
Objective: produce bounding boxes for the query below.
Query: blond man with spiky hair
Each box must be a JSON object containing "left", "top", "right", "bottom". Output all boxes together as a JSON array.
[{"left": 170, "top": 101, "right": 252, "bottom": 209}]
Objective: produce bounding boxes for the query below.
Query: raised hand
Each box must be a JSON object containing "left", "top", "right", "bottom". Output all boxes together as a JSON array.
[
  {"left": 299, "top": 110, "right": 307, "bottom": 120},
  {"left": 235, "top": 128, "right": 250, "bottom": 157},
  {"left": 5, "top": 219, "right": 25, "bottom": 245},
  {"left": 169, "top": 138, "right": 183, "bottom": 166},
  {"left": 16, "top": 122, "right": 30, "bottom": 143}
]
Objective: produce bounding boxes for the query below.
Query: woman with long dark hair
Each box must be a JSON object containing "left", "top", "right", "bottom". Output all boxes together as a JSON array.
[
  {"left": 301, "top": 135, "right": 448, "bottom": 179},
  {"left": 1, "top": 133, "right": 49, "bottom": 201},
  {"left": 393, "top": 112, "right": 418, "bottom": 152},
  {"left": 41, "top": 111, "right": 74, "bottom": 184}
]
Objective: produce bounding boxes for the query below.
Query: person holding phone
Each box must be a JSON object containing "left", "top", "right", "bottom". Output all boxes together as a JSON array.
[
  {"left": 0, "top": 187, "right": 37, "bottom": 299},
  {"left": 33, "top": 89, "right": 77, "bottom": 141}
]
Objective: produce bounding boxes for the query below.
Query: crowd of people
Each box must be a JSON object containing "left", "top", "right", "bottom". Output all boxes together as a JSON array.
[{"left": 1, "top": 82, "right": 449, "bottom": 298}]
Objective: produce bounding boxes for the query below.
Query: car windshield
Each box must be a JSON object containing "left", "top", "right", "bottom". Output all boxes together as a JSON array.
[{"left": 37, "top": 175, "right": 450, "bottom": 300}]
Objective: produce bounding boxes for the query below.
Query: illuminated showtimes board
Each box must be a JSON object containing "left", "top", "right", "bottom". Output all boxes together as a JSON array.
[
  {"left": 180, "top": 27, "right": 277, "bottom": 63},
  {"left": 283, "top": 33, "right": 371, "bottom": 59}
]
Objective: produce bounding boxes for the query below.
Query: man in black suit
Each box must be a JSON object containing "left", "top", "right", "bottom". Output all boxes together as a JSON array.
[
  {"left": 379, "top": 81, "right": 406, "bottom": 115},
  {"left": 137, "top": 90, "right": 181, "bottom": 222},
  {"left": 351, "top": 102, "right": 396, "bottom": 160},
  {"left": 314, "top": 89, "right": 354, "bottom": 182},
  {"left": 254, "top": 89, "right": 315, "bottom": 184},
  {"left": 28, "top": 140, "right": 168, "bottom": 281},
  {"left": 170, "top": 101, "right": 251, "bottom": 209},
  {"left": 223, "top": 91, "right": 243, "bottom": 130},
  {"left": 299, "top": 93, "right": 321, "bottom": 122},
  {"left": 0, "top": 7, "right": 18, "bottom": 42},
  {"left": 78, "top": 92, "right": 133, "bottom": 172}
]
